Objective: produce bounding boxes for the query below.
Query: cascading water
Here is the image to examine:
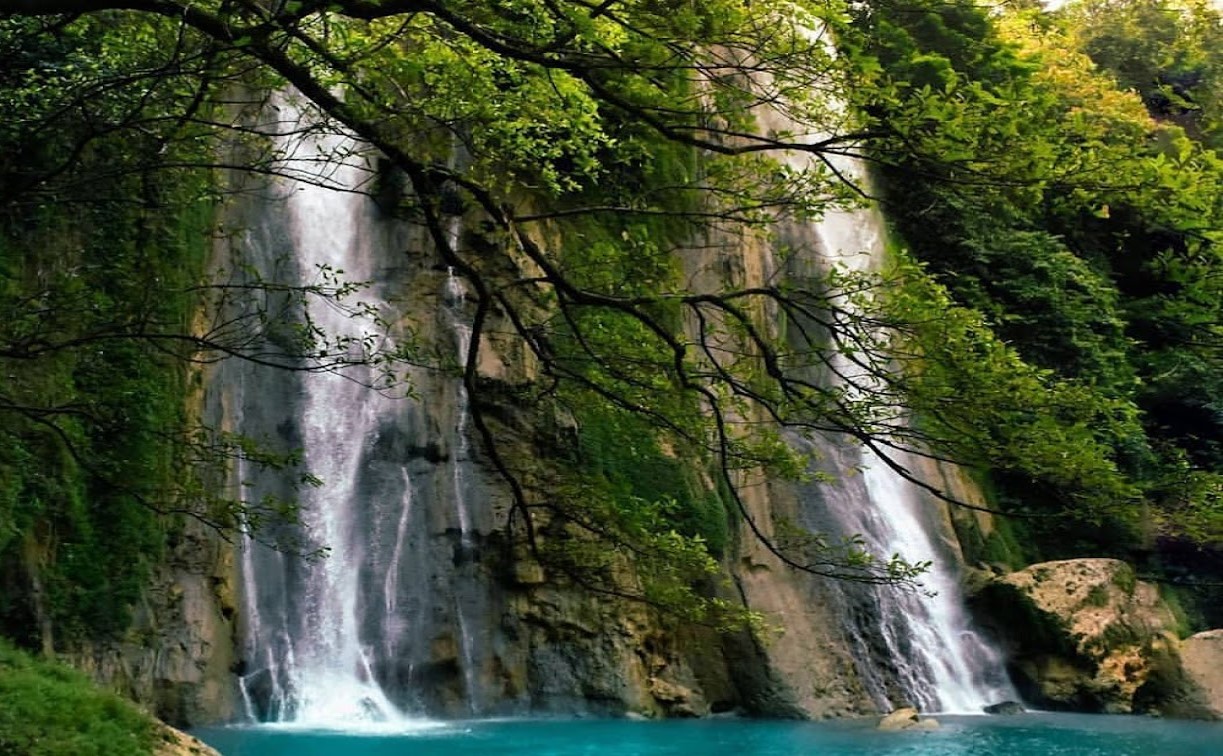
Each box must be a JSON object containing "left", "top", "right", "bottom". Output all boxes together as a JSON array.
[
  {"left": 232, "top": 98, "right": 415, "bottom": 728},
  {"left": 778, "top": 140, "right": 1016, "bottom": 716},
  {"left": 767, "top": 200, "right": 1016, "bottom": 713},
  {"left": 224, "top": 94, "right": 500, "bottom": 727},
  {"left": 748, "top": 16, "right": 1017, "bottom": 711},
  {"left": 856, "top": 450, "right": 1017, "bottom": 712}
]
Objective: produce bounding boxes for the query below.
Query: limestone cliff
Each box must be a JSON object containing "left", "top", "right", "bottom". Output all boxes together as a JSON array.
[{"left": 67, "top": 99, "right": 1006, "bottom": 725}]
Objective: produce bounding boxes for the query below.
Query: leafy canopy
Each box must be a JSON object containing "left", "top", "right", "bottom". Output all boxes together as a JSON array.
[{"left": 1, "top": 0, "right": 1219, "bottom": 626}]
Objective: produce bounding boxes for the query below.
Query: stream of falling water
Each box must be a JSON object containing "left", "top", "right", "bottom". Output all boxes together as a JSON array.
[
  {"left": 777, "top": 198, "right": 1016, "bottom": 713},
  {"left": 231, "top": 96, "right": 429, "bottom": 729},
  {"left": 806, "top": 201, "right": 1016, "bottom": 713},
  {"left": 806, "top": 167, "right": 1015, "bottom": 714},
  {"left": 229, "top": 92, "right": 498, "bottom": 727},
  {"left": 760, "top": 14, "right": 1018, "bottom": 713},
  {"left": 442, "top": 256, "right": 481, "bottom": 715}
]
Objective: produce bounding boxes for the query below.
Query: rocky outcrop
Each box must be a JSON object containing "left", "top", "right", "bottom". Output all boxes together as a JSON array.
[
  {"left": 973, "top": 558, "right": 1178, "bottom": 713},
  {"left": 154, "top": 722, "right": 221, "bottom": 756},
  {"left": 983, "top": 700, "right": 1025, "bottom": 715},
  {"left": 1136, "top": 629, "right": 1223, "bottom": 719},
  {"left": 493, "top": 571, "right": 722, "bottom": 719},
  {"left": 1176, "top": 631, "right": 1223, "bottom": 718}
]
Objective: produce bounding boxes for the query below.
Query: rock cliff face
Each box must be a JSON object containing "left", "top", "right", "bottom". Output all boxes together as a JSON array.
[
  {"left": 973, "top": 558, "right": 1179, "bottom": 713},
  {"left": 189, "top": 146, "right": 922, "bottom": 722},
  {"left": 65, "top": 519, "right": 240, "bottom": 727},
  {"left": 78, "top": 111, "right": 997, "bottom": 725},
  {"left": 722, "top": 474, "right": 878, "bottom": 718},
  {"left": 394, "top": 218, "right": 878, "bottom": 720}
]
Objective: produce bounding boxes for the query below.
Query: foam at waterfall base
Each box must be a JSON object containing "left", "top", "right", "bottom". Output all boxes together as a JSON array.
[
  {"left": 268, "top": 671, "right": 444, "bottom": 735},
  {"left": 257, "top": 720, "right": 448, "bottom": 737}
]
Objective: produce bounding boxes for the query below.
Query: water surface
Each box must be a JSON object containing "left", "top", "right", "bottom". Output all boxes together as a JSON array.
[{"left": 195, "top": 714, "right": 1223, "bottom": 756}]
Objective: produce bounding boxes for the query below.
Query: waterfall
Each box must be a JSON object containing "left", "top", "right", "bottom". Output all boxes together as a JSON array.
[
  {"left": 442, "top": 256, "right": 484, "bottom": 715},
  {"left": 856, "top": 451, "right": 1017, "bottom": 713},
  {"left": 223, "top": 93, "right": 501, "bottom": 726},
  {"left": 770, "top": 196, "right": 1016, "bottom": 713},
  {"left": 745, "top": 17, "right": 1017, "bottom": 710},
  {"left": 782, "top": 141, "right": 1015, "bottom": 717},
  {"left": 231, "top": 97, "right": 414, "bottom": 728},
  {"left": 220, "top": 51, "right": 1013, "bottom": 720}
]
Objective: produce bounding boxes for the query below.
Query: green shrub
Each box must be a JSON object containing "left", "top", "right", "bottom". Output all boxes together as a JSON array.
[{"left": 0, "top": 639, "right": 157, "bottom": 755}]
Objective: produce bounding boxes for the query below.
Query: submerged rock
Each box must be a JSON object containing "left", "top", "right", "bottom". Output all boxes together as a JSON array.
[
  {"left": 877, "top": 707, "right": 940, "bottom": 731},
  {"left": 983, "top": 700, "right": 1025, "bottom": 715}
]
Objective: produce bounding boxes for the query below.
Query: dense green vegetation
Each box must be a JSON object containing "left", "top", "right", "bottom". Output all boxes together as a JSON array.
[
  {"left": 0, "top": 0, "right": 1220, "bottom": 652},
  {"left": 0, "top": 14, "right": 220, "bottom": 644},
  {"left": 0, "top": 638, "right": 158, "bottom": 755},
  {"left": 854, "top": 0, "right": 1223, "bottom": 619},
  {"left": 0, "top": 11, "right": 353, "bottom": 648}
]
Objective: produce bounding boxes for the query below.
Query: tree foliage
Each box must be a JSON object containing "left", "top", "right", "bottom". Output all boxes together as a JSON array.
[
  {"left": 855, "top": 0, "right": 1223, "bottom": 570},
  {"left": 0, "top": 0, "right": 1219, "bottom": 632},
  {"left": 1062, "top": 0, "right": 1223, "bottom": 145}
]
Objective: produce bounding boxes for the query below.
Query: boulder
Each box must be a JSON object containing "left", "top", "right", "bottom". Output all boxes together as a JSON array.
[
  {"left": 983, "top": 700, "right": 1025, "bottom": 715},
  {"left": 973, "top": 558, "right": 1178, "bottom": 713},
  {"left": 877, "top": 706, "right": 940, "bottom": 731},
  {"left": 1137, "top": 629, "right": 1223, "bottom": 720},
  {"left": 1179, "top": 630, "right": 1223, "bottom": 718}
]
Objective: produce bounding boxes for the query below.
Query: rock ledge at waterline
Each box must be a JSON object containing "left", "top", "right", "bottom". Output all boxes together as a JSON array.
[{"left": 155, "top": 722, "right": 220, "bottom": 756}]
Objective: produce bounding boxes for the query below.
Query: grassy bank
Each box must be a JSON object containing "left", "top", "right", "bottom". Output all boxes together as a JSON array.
[{"left": 0, "top": 638, "right": 157, "bottom": 756}]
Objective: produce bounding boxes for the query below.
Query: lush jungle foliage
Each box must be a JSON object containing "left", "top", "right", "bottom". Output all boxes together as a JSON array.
[
  {"left": 0, "top": 0, "right": 1221, "bottom": 649},
  {"left": 855, "top": 0, "right": 1223, "bottom": 620},
  {"left": 0, "top": 14, "right": 217, "bottom": 643}
]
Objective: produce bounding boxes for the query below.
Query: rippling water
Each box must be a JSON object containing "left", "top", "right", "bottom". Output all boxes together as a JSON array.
[{"left": 194, "top": 714, "right": 1223, "bottom": 756}]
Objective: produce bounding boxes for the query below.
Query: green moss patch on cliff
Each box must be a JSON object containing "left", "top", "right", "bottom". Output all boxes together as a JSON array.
[
  {"left": 0, "top": 188, "right": 214, "bottom": 646},
  {"left": 575, "top": 402, "right": 729, "bottom": 557},
  {"left": 0, "top": 12, "right": 221, "bottom": 647}
]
